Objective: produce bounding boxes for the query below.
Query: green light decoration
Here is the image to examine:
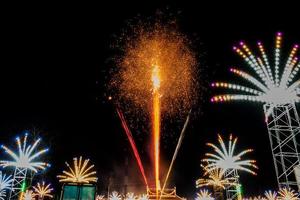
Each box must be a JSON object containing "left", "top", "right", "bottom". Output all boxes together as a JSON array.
[{"left": 21, "top": 181, "right": 26, "bottom": 192}]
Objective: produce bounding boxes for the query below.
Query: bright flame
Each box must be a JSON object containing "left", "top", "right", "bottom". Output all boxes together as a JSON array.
[{"left": 152, "top": 65, "right": 161, "bottom": 194}]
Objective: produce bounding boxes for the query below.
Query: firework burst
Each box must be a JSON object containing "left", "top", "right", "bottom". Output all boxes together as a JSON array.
[
  {"left": 202, "top": 134, "right": 258, "bottom": 175},
  {"left": 211, "top": 32, "right": 300, "bottom": 105},
  {"left": 110, "top": 20, "right": 198, "bottom": 117},
  {"left": 32, "top": 181, "right": 53, "bottom": 199},
  {"left": 57, "top": 156, "right": 97, "bottom": 183},
  {"left": 0, "top": 133, "right": 50, "bottom": 172}
]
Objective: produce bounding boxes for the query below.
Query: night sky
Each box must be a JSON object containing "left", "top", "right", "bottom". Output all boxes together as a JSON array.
[{"left": 1, "top": 1, "right": 299, "bottom": 199}]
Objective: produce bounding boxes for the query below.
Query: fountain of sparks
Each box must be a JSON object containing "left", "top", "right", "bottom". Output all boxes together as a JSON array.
[
  {"left": 211, "top": 33, "right": 300, "bottom": 190},
  {"left": 202, "top": 134, "right": 257, "bottom": 200},
  {"left": 0, "top": 133, "right": 50, "bottom": 200},
  {"left": 110, "top": 20, "right": 198, "bottom": 199}
]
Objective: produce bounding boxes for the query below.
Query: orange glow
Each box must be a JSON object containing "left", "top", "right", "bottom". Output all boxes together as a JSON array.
[{"left": 152, "top": 65, "right": 161, "bottom": 196}]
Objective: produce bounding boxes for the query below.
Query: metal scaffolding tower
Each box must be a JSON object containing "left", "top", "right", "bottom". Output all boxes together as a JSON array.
[
  {"left": 224, "top": 169, "right": 241, "bottom": 200},
  {"left": 9, "top": 167, "right": 28, "bottom": 200},
  {"left": 264, "top": 103, "right": 300, "bottom": 190}
]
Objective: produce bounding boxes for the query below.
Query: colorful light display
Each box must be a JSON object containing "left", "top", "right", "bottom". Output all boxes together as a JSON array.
[
  {"left": 32, "top": 181, "right": 53, "bottom": 199},
  {"left": 57, "top": 156, "right": 97, "bottom": 183}
]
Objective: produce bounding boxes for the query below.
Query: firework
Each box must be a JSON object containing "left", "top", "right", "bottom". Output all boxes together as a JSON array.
[
  {"left": 110, "top": 19, "right": 198, "bottom": 195},
  {"left": 277, "top": 188, "right": 299, "bottom": 200},
  {"left": 210, "top": 32, "right": 300, "bottom": 105},
  {"left": 0, "top": 171, "right": 13, "bottom": 200},
  {"left": 117, "top": 109, "right": 148, "bottom": 186},
  {"left": 0, "top": 133, "right": 49, "bottom": 172},
  {"left": 110, "top": 21, "right": 198, "bottom": 116},
  {"left": 57, "top": 156, "right": 97, "bottom": 183},
  {"left": 202, "top": 134, "right": 258, "bottom": 175},
  {"left": 32, "top": 181, "right": 53, "bottom": 199},
  {"left": 109, "top": 191, "right": 122, "bottom": 200},
  {"left": 264, "top": 191, "right": 277, "bottom": 200},
  {"left": 195, "top": 189, "right": 215, "bottom": 200}
]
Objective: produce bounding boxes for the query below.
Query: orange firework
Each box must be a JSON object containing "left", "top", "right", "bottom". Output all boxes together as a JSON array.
[
  {"left": 110, "top": 20, "right": 198, "bottom": 196},
  {"left": 111, "top": 21, "right": 198, "bottom": 117}
]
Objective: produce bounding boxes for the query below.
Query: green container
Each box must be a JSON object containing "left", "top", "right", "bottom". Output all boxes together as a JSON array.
[{"left": 60, "top": 184, "right": 96, "bottom": 200}]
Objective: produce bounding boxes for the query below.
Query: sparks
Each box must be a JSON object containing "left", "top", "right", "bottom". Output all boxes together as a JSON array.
[
  {"left": 0, "top": 133, "right": 50, "bottom": 172},
  {"left": 211, "top": 33, "right": 300, "bottom": 105},
  {"left": 57, "top": 156, "right": 97, "bottom": 183},
  {"left": 32, "top": 181, "right": 53, "bottom": 199},
  {"left": 202, "top": 134, "right": 258, "bottom": 175},
  {"left": 152, "top": 65, "right": 161, "bottom": 192}
]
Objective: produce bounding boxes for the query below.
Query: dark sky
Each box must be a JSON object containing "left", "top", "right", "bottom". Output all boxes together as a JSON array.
[{"left": 0, "top": 1, "right": 299, "bottom": 199}]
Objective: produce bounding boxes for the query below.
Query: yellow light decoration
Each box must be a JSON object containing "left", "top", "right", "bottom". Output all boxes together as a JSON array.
[
  {"left": 21, "top": 190, "right": 35, "bottom": 200},
  {"left": 32, "top": 181, "right": 53, "bottom": 199},
  {"left": 57, "top": 156, "right": 97, "bottom": 184},
  {"left": 202, "top": 134, "right": 258, "bottom": 175},
  {"left": 196, "top": 167, "right": 233, "bottom": 189},
  {"left": 277, "top": 188, "right": 299, "bottom": 200},
  {"left": 195, "top": 189, "right": 214, "bottom": 200}
]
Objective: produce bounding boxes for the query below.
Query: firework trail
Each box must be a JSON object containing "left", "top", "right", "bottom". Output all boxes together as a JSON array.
[
  {"left": 117, "top": 108, "right": 148, "bottom": 187},
  {"left": 160, "top": 110, "right": 191, "bottom": 199}
]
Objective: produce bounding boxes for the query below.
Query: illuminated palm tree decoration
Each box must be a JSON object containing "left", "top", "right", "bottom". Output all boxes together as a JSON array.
[
  {"left": 195, "top": 189, "right": 215, "bottom": 200},
  {"left": 138, "top": 194, "right": 149, "bottom": 200},
  {"left": 277, "top": 188, "right": 299, "bottom": 200},
  {"left": 264, "top": 191, "right": 277, "bottom": 200},
  {"left": 125, "top": 193, "right": 137, "bottom": 200},
  {"left": 96, "top": 195, "right": 105, "bottom": 200},
  {"left": 109, "top": 191, "right": 122, "bottom": 200},
  {"left": 32, "top": 181, "right": 53, "bottom": 199},
  {"left": 0, "top": 133, "right": 50, "bottom": 199},
  {"left": 211, "top": 33, "right": 300, "bottom": 189},
  {"left": 203, "top": 134, "right": 257, "bottom": 200},
  {"left": 57, "top": 156, "right": 97, "bottom": 183},
  {"left": 0, "top": 171, "right": 13, "bottom": 200},
  {"left": 196, "top": 168, "right": 232, "bottom": 200},
  {"left": 22, "top": 190, "right": 35, "bottom": 200}
]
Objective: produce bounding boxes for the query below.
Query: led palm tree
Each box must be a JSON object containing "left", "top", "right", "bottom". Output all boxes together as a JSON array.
[
  {"left": 211, "top": 33, "right": 300, "bottom": 189},
  {"left": 32, "top": 181, "right": 53, "bottom": 199},
  {"left": 278, "top": 188, "right": 299, "bottom": 200},
  {"left": 196, "top": 168, "right": 232, "bottom": 200},
  {"left": 203, "top": 134, "right": 257, "bottom": 200},
  {"left": 109, "top": 191, "right": 122, "bottom": 200},
  {"left": 22, "top": 190, "right": 35, "bottom": 200},
  {"left": 57, "top": 156, "right": 97, "bottom": 183},
  {"left": 264, "top": 191, "right": 277, "bottom": 200},
  {"left": 196, "top": 189, "right": 215, "bottom": 200},
  {"left": 0, "top": 133, "right": 50, "bottom": 200},
  {"left": 0, "top": 171, "right": 13, "bottom": 200},
  {"left": 138, "top": 194, "right": 149, "bottom": 200}
]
